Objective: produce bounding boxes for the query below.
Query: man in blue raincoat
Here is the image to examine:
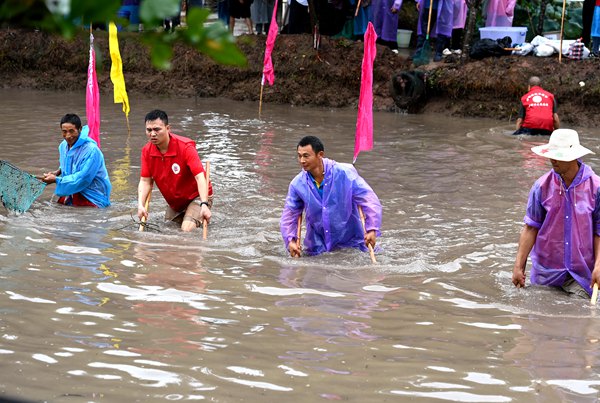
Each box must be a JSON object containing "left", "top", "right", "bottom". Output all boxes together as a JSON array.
[
  {"left": 42, "top": 114, "right": 111, "bottom": 208},
  {"left": 280, "top": 136, "right": 382, "bottom": 257}
]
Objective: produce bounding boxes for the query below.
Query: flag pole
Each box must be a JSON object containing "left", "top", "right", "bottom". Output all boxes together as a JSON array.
[
  {"left": 259, "top": 0, "right": 279, "bottom": 116},
  {"left": 125, "top": 115, "right": 131, "bottom": 136},
  {"left": 259, "top": 77, "right": 265, "bottom": 117}
]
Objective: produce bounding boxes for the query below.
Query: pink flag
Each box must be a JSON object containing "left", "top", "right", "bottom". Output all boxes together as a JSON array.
[
  {"left": 353, "top": 22, "right": 377, "bottom": 164},
  {"left": 261, "top": 0, "right": 279, "bottom": 86},
  {"left": 86, "top": 32, "right": 101, "bottom": 148}
]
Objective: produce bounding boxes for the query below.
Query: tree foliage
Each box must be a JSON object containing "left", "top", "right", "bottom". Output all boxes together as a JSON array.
[
  {"left": 515, "top": 0, "right": 583, "bottom": 38},
  {"left": 0, "top": 0, "right": 247, "bottom": 69}
]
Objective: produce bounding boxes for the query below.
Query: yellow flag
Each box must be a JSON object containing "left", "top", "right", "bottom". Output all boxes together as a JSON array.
[{"left": 109, "top": 22, "right": 130, "bottom": 117}]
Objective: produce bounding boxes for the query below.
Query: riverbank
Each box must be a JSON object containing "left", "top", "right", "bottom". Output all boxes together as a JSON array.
[{"left": 1, "top": 28, "right": 598, "bottom": 127}]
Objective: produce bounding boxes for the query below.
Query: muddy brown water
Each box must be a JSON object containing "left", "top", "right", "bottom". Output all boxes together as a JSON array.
[{"left": 1, "top": 89, "right": 600, "bottom": 402}]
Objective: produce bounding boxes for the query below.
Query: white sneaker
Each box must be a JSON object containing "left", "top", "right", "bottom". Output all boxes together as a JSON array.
[{"left": 442, "top": 48, "right": 452, "bottom": 56}]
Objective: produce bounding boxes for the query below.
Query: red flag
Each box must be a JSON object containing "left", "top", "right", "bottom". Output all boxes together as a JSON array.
[
  {"left": 86, "top": 32, "right": 101, "bottom": 148},
  {"left": 353, "top": 22, "right": 377, "bottom": 164},
  {"left": 261, "top": 0, "right": 279, "bottom": 86}
]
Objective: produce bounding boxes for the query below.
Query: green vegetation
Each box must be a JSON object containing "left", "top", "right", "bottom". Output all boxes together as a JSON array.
[
  {"left": 514, "top": 0, "right": 583, "bottom": 39},
  {"left": 0, "top": 0, "right": 246, "bottom": 69}
]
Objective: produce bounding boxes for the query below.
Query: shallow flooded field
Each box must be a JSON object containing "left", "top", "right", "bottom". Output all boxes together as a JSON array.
[{"left": 1, "top": 89, "right": 600, "bottom": 402}]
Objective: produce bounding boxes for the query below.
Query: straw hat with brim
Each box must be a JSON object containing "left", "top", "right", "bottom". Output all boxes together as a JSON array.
[{"left": 531, "top": 129, "right": 594, "bottom": 162}]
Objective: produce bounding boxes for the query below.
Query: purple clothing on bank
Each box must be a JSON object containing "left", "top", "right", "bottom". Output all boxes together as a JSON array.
[
  {"left": 525, "top": 162, "right": 600, "bottom": 295},
  {"left": 417, "top": 0, "right": 454, "bottom": 38},
  {"left": 280, "top": 158, "right": 382, "bottom": 256},
  {"left": 485, "top": 0, "right": 516, "bottom": 27},
  {"left": 373, "top": 0, "right": 403, "bottom": 42},
  {"left": 453, "top": 0, "right": 467, "bottom": 29}
]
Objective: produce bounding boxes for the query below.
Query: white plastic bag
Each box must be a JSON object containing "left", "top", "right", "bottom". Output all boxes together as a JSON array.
[{"left": 534, "top": 43, "right": 555, "bottom": 57}]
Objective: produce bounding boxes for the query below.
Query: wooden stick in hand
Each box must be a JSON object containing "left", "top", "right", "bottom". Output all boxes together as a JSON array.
[
  {"left": 294, "top": 214, "right": 302, "bottom": 258},
  {"left": 139, "top": 192, "right": 151, "bottom": 232},
  {"left": 203, "top": 161, "right": 211, "bottom": 240},
  {"left": 592, "top": 283, "right": 598, "bottom": 305},
  {"left": 359, "top": 205, "right": 376, "bottom": 263}
]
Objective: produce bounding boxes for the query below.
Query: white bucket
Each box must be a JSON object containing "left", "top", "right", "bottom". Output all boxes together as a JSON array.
[{"left": 397, "top": 29, "right": 412, "bottom": 48}]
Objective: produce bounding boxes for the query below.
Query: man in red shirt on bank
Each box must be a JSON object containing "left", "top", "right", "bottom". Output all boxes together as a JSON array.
[
  {"left": 514, "top": 76, "right": 560, "bottom": 136},
  {"left": 137, "top": 109, "right": 212, "bottom": 232}
]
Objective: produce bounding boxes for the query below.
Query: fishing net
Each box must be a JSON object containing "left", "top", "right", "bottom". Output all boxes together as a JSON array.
[
  {"left": 0, "top": 160, "right": 46, "bottom": 213},
  {"left": 390, "top": 70, "right": 427, "bottom": 112}
]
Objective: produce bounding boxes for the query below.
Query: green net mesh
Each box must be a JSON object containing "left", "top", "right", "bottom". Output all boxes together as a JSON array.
[{"left": 0, "top": 160, "right": 46, "bottom": 213}]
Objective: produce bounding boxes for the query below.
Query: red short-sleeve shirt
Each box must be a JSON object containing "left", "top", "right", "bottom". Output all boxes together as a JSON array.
[{"left": 141, "top": 133, "right": 211, "bottom": 212}]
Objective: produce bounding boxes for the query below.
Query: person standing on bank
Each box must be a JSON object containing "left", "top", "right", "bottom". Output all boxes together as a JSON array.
[
  {"left": 137, "top": 109, "right": 212, "bottom": 233},
  {"left": 412, "top": 0, "right": 454, "bottom": 62},
  {"left": 42, "top": 113, "right": 111, "bottom": 208},
  {"left": 280, "top": 136, "right": 382, "bottom": 257},
  {"left": 373, "top": 0, "right": 403, "bottom": 50},
  {"left": 514, "top": 76, "right": 560, "bottom": 136},
  {"left": 512, "top": 129, "right": 600, "bottom": 298}
]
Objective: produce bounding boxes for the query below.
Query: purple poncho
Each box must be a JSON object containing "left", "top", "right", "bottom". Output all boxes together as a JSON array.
[
  {"left": 416, "top": 0, "right": 454, "bottom": 38},
  {"left": 373, "top": 0, "right": 403, "bottom": 43},
  {"left": 280, "top": 158, "right": 382, "bottom": 256},
  {"left": 525, "top": 162, "right": 600, "bottom": 295},
  {"left": 453, "top": 0, "right": 467, "bottom": 29},
  {"left": 485, "top": 0, "right": 516, "bottom": 27}
]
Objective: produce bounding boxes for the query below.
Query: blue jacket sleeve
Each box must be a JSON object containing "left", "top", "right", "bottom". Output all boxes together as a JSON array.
[{"left": 55, "top": 145, "right": 103, "bottom": 197}]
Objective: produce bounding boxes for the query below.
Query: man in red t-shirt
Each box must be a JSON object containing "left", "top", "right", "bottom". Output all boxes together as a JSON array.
[
  {"left": 514, "top": 76, "right": 560, "bottom": 136},
  {"left": 137, "top": 109, "right": 212, "bottom": 232}
]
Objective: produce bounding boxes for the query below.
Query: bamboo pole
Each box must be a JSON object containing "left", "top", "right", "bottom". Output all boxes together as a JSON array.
[
  {"left": 294, "top": 214, "right": 302, "bottom": 258},
  {"left": 139, "top": 192, "right": 151, "bottom": 232},
  {"left": 203, "top": 161, "right": 211, "bottom": 240},
  {"left": 559, "top": 0, "right": 566, "bottom": 64},
  {"left": 359, "top": 205, "right": 376, "bottom": 263},
  {"left": 354, "top": 0, "right": 362, "bottom": 17}
]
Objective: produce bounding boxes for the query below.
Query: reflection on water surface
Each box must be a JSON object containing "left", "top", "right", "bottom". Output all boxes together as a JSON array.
[{"left": 1, "top": 89, "right": 600, "bottom": 401}]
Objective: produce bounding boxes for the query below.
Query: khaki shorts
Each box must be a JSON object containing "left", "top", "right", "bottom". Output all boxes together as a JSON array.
[
  {"left": 561, "top": 274, "right": 590, "bottom": 299},
  {"left": 165, "top": 195, "right": 213, "bottom": 228}
]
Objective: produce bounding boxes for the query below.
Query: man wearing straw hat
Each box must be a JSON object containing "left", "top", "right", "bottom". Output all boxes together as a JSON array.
[
  {"left": 280, "top": 136, "right": 382, "bottom": 257},
  {"left": 137, "top": 109, "right": 212, "bottom": 233},
  {"left": 512, "top": 129, "right": 600, "bottom": 298}
]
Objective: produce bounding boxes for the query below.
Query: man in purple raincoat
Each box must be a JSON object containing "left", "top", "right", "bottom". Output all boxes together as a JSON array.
[
  {"left": 512, "top": 129, "right": 600, "bottom": 298},
  {"left": 280, "top": 136, "right": 382, "bottom": 257}
]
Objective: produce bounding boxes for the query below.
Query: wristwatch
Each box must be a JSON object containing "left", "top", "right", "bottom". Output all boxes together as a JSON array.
[{"left": 199, "top": 201, "right": 209, "bottom": 207}]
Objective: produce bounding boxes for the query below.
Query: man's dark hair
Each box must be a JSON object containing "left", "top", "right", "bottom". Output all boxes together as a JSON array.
[
  {"left": 60, "top": 114, "right": 82, "bottom": 130},
  {"left": 145, "top": 109, "right": 169, "bottom": 124},
  {"left": 297, "top": 136, "right": 324, "bottom": 154}
]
